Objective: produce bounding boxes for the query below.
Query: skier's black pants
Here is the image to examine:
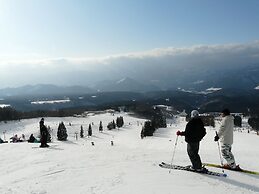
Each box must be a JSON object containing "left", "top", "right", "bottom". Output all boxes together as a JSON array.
[
  {"left": 187, "top": 142, "right": 202, "bottom": 169},
  {"left": 40, "top": 132, "right": 48, "bottom": 147}
]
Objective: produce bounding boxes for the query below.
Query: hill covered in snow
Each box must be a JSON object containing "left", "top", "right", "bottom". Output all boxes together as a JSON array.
[{"left": 0, "top": 113, "right": 259, "bottom": 194}]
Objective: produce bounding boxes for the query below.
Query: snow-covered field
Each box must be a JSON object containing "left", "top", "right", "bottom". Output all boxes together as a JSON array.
[{"left": 0, "top": 113, "right": 259, "bottom": 194}]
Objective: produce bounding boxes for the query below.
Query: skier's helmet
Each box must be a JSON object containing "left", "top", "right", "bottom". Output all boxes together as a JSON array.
[{"left": 191, "top": 110, "right": 199, "bottom": 118}]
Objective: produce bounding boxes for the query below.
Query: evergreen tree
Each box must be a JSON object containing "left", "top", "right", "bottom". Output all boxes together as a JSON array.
[
  {"left": 99, "top": 121, "right": 103, "bottom": 132},
  {"left": 112, "top": 120, "right": 116, "bottom": 129},
  {"left": 141, "top": 108, "right": 167, "bottom": 137},
  {"left": 80, "top": 125, "right": 84, "bottom": 138},
  {"left": 140, "top": 128, "right": 144, "bottom": 139},
  {"left": 200, "top": 116, "right": 215, "bottom": 127},
  {"left": 0, "top": 107, "right": 21, "bottom": 122},
  {"left": 248, "top": 117, "right": 259, "bottom": 132},
  {"left": 57, "top": 122, "right": 68, "bottom": 141},
  {"left": 88, "top": 124, "right": 92, "bottom": 137},
  {"left": 141, "top": 121, "right": 155, "bottom": 137},
  {"left": 151, "top": 114, "right": 166, "bottom": 129},
  {"left": 234, "top": 115, "right": 242, "bottom": 127},
  {"left": 116, "top": 116, "right": 124, "bottom": 128}
]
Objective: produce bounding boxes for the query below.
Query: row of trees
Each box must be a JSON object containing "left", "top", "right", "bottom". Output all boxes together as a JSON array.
[
  {"left": 248, "top": 118, "right": 259, "bottom": 132},
  {"left": 0, "top": 107, "right": 88, "bottom": 122},
  {"left": 0, "top": 107, "right": 21, "bottom": 122},
  {"left": 140, "top": 112, "right": 255, "bottom": 139},
  {"left": 186, "top": 115, "right": 242, "bottom": 128},
  {"left": 56, "top": 117, "right": 125, "bottom": 141},
  {"left": 141, "top": 109, "right": 167, "bottom": 138},
  {"left": 107, "top": 117, "right": 125, "bottom": 130}
]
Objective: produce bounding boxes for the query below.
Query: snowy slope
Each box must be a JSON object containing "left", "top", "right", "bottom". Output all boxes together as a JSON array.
[{"left": 0, "top": 113, "right": 259, "bottom": 194}]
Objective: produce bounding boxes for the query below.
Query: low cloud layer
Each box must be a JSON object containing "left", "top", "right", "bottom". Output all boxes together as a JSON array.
[{"left": 1, "top": 41, "right": 259, "bottom": 88}]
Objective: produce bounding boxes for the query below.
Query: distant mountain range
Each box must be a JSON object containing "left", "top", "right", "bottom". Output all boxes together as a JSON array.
[
  {"left": 0, "top": 84, "right": 95, "bottom": 97},
  {"left": 0, "top": 78, "right": 160, "bottom": 97},
  {"left": 93, "top": 77, "right": 159, "bottom": 92},
  {"left": 1, "top": 86, "right": 259, "bottom": 115},
  {"left": 0, "top": 62, "right": 259, "bottom": 97}
]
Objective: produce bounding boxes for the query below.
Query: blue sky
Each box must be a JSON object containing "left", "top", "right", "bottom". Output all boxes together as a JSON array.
[
  {"left": 0, "top": 0, "right": 259, "bottom": 88},
  {"left": 0, "top": 0, "right": 259, "bottom": 59}
]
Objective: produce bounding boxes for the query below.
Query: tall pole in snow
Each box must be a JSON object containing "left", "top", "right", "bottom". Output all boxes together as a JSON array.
[
  {"left": 169, "top": 135, "right": 179, "bottom": 173},
  {"left": 216, "top": 131, "right": 225, "bottom": 174}
]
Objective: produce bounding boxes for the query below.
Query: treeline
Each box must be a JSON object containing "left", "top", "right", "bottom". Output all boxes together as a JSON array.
[
  {"left": 0, "top": 107, "right": 86, "bottom": 122},
  {"left": 141, "top": 107, "right": 167, "bottom": 138},
  {"left": 248, "top": 118, "right": 259, "bottom": 132},
  {"left": 0, "top": 107, "right": 21, "bottom": 121}
]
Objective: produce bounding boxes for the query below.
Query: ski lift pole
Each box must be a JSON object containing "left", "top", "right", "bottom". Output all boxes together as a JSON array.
[
  {"left": 215, "top": 131, "right": 225, "bottom": 173},
  {"left": 169, "top": 135, "right": 179, "bottom": 173}
]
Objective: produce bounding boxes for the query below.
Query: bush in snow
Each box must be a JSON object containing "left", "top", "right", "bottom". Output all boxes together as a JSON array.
[
  {"left": 107, "top": 120, "right": 116, "bottom": 130},
  {"left": 57, "top": 122, "right": 68, "bottom": 141}
]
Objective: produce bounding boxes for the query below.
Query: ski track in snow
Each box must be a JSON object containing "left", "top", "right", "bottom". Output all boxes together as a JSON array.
[{"left": 0, "top": 113, "right": 259, "bottom": 194}]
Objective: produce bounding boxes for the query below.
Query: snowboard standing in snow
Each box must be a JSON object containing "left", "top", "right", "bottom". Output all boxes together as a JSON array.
[
  {"left": 159, "top": 162, "right": 227, "bottom": 177},
  {"left": 203, "top": 163, "right": 259, "bottom": 175}
]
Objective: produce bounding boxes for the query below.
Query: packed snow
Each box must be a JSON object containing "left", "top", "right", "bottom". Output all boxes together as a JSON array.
[
  {"left": 206, "top": 87, "right": 222, "bottom": 92},
  {"left": 0, "top": 113, "right": 259, "bottom": 194},
  {"left": 0, "top": 104, "right": 11, "bottom": 108},
  {"left": 31, "top": 99, "right": 71, "bottom": 105}
]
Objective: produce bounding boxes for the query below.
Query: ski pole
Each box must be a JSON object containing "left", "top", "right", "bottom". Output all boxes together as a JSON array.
[
  {"left": 215, "top": 131, "right": 225, "bottom": 173},
  {"left": 169, "top": 135, "right": 179, "bottom": 173}
]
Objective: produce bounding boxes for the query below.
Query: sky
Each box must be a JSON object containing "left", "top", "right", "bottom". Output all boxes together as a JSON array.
[{"left": 0, "top": 0, "right": 259, "bottom": 88}]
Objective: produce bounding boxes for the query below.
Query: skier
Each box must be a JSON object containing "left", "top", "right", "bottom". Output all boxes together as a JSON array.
[
  {"left": 214, "top": 109, "right": 237, "bottom": 169},
  {"left": 176, "top": 110, "right": 207, "bottom": 172},
  {"left": 39, "top": 118, "right": 49, "bottom": 148}
]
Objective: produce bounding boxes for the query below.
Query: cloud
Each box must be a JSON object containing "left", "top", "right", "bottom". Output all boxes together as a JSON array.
[
  {"left": 0, "top": 41, "right": 259, "bottom": 88},
  {"left": 1, "top": 41, "right": 259, "bottom": 66}
]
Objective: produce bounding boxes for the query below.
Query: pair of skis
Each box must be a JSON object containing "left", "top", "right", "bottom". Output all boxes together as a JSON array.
[
  {"left": 203, "top": 163, "right": 259, "bottom": 175},
  {"left": 160, "top": 162, "right": 259, "bottom": 177},
  {"left": 159, "top": 162, "right": 227, "bottom": 177}
]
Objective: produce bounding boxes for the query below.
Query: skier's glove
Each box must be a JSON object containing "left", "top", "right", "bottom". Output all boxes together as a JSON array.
[
  {"left": 176, "top": 131, "right": 183, "bottom": 136},
  {"left": 214, "top": 135, "right": 219, "bottom": 141}
]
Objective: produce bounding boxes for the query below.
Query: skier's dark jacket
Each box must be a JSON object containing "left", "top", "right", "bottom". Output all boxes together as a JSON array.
[
  {"left": 183, "top": 117, "right": 206, "bottom": 143},
  {"left": 40, "top": 124, "right": 48, "bottom": 136}
]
